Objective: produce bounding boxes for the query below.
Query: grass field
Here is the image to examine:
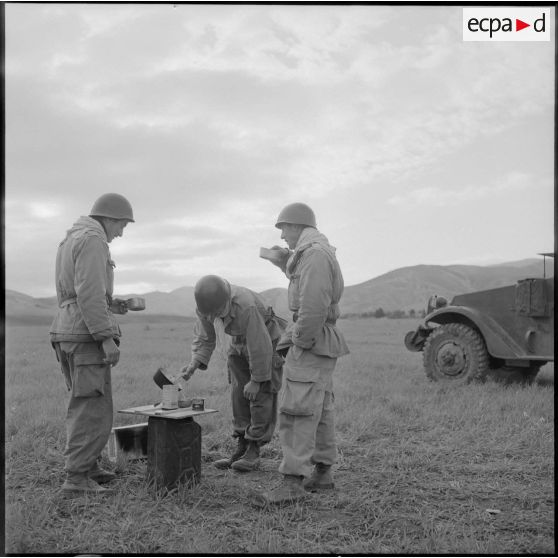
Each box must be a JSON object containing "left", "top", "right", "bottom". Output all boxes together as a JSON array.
[{"left": 4, "top": 317, "right": 554, "bottom": 555}]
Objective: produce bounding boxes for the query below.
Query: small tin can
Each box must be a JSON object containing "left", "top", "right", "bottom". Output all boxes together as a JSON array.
[
  {"left": 162, "top": 385, "right": 179, "bottom": 409},
  {"left": 191, "top": 398, "right": 205, "bottom": 411}
]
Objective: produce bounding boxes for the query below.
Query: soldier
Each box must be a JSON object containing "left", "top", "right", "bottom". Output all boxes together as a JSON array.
[
  {"left": 181, "top": 275, "right": 286, "bottom": 472},
  {"left": 258, "top": 203, "right": 349, "bottom": 505},
  {"left": 50, "top": 193, "right": 134, "bottom": 496},
  {"left": 50, "top": 194, "right": 134, "bottom": 496}
]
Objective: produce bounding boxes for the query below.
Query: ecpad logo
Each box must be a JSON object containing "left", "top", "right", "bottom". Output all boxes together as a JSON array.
[{"left": 463, "top": 8, "right": 550, "bottom": 41}]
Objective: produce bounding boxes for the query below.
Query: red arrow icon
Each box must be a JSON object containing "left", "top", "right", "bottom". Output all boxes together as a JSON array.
[{"left": 516, "top": 19, "right": 530, "bottom": 31}]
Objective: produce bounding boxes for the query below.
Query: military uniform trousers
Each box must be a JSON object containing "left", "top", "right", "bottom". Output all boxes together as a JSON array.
[
  {"left": 278, "top": 347, "right": 337, "bottom": 479},
  {"left": 228, "top": 352, "right": 283, "bottom": 445},
  {"left": 53, "top": 341, "right": 113, "bottom": 475}
]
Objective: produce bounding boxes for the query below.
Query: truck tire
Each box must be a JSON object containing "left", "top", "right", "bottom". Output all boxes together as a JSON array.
[{"left": 423, "top": 323, "right": 489, "bottom": 384}]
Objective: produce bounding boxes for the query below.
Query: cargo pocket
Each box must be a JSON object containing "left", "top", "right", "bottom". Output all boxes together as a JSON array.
[
  {"left": 72, "top": 352, "right": 108, "bottom": 398},
  {"left": 279, "top": 379, "right": 320, "bottom": 417}
]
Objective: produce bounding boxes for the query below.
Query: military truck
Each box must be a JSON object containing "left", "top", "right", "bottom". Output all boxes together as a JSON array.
[{"left": 404, "top": 254, "right": 554, "bottom": 384}]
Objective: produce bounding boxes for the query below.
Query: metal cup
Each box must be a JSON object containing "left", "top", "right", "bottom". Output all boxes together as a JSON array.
[
  {"left": 162, "top": 385, "right": 179, "bottom": 410},
  {"left": 126, "top": 297, "right": 146, "bottom": 311}
]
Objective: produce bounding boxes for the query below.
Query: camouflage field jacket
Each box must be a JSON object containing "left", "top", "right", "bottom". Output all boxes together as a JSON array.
[
  {"left": 191, "top": 285, "right": 286, "bottom": 383},
  {"left": 276, "top": 227, "right": 349, "bottom": 359},
  {"left": 50, "top": 216, "right": 121, "bottom": 343}
]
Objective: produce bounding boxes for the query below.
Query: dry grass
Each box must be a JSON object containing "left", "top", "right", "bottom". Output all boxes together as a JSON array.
[{"left": 4, "top": 317, "right": 554, "bottom": 555}]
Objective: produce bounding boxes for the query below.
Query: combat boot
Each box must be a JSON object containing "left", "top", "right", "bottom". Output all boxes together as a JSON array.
[
  {"left": 61, "top": 473, "right": 114, "bottom": 497},
  {"left": 213, "top": 436, "right": 248, "bottom": 469},
  {"left": 231, "top": 441, "right": 260, "bottom": 472},
  {"left": 89, "top": 462, "right": 116, "bottom": 484},
  {"left": 255, "top": 474, "right": 308, "bottom": 506},
  {"left": 304, "top": 463, "right": 335, "bottom": 491}
]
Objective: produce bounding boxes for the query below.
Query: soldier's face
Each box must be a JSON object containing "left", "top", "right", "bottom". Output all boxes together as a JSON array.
[
  {"left": 201, "top": 299, "right": 230, "bottom": 322},
  {"left": 104, "top": 219, "right": 128, "bottom": 243},
  {"left": 280, "top": 224, "right": 302, "bottom": 250}
]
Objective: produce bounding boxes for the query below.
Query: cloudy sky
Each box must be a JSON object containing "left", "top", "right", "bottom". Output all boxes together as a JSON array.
[{"left": 5, "top": 3, "right": 555, "bottom": 298}]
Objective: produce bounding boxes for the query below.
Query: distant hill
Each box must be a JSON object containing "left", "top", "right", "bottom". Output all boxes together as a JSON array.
[
  {"left": 5, "top": 291, "right": 58, "bottom": 321},
  {"left": 340, "top": 259, "right": 553, "bottom": 315},
  {"left": 120, "top": 286, "right": 198, "bottom": 317},
  {"left": 5, "top": 258, "right": 553, "bottom": 323}
]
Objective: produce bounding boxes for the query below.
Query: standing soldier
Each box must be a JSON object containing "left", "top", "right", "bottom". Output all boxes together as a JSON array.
[
  {"left": 50, "top": 193, "right": 134, "bottom": 496},
  {"left": 258, "top": 202, "right": 349, "bottom": 505},
  {"left": 180, "top": 275, "right": 286, "bottom": 472}
]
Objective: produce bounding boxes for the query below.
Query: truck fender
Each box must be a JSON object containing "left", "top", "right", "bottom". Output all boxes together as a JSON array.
[{"left": 424, "top": 306, "right": 527, "bottom": 359}]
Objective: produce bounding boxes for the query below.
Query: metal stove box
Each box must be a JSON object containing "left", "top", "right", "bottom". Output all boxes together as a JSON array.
[{"left": 106, "top": 422, "right": 148, "bottom": 462}]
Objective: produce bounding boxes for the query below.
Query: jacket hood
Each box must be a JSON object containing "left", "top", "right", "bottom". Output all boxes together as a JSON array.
[
  {"left": 294, "top": 227, "right": 336, "bottom": 258},
  {"left": 66, "top": 216, "right": 107, "bottom": 241},
  {"left": 285, "top": 227, "right": 337, "bottom": 279}
]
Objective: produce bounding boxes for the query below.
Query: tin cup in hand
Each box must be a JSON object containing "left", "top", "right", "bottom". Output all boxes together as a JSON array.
[{"left": 126, "top": 297, "right": 146, "bottom": 311}]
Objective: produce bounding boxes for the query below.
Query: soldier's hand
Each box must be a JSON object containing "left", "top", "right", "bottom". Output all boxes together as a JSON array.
[
  {"left": 101, "top": 338, "right": 120, "bottom": 366},
  {"left": 267, "top": 246, "right": 290, "bottom": 269},
  {"left": 179, "top": 360, "right": 201, "bottom": 381},
  {"left": 270, "top": 246, "right": 290, "bottom": 259},
  {"left": 110, "top": 298, "right": 128, "bottom": 315},
  {"left": 243, "top": 380, "right": 261, "bottom": 401}
]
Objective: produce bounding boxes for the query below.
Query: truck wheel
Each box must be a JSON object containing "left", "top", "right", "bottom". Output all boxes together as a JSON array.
[{"left": 423, "top": 323, "right": 489, "bottom": 384}]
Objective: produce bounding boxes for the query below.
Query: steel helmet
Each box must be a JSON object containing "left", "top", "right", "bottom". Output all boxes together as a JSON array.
[
  {"left": 194, "top": 275, "right": 231, "bottom": 316},
  {"left": 90, "top": 193, "right": 135, "bottom": 222},
  {"left": 275, "top": 202, "right": 316, "bottom": 229}
]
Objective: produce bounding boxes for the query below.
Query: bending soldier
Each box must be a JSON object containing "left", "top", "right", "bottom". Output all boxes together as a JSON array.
[{"left": 181, "top": 275, "right": 286, "bottom": 472}]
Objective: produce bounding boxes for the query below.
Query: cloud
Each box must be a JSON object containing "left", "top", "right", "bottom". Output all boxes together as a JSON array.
[
  {"left": 4, "top": 4, "right": 555, "bottom": 297},
  {"left": 7, "top": 4, "right": 553, "bottom": 205},
  {"left": 28, "top": 202, "right": 63, "bottom": 219},
  {"left": 387, "top": 172, "right": 537, "bottom": 208},
  {"left": 6, "top": 199, "right": 64, "bottom": 222}
]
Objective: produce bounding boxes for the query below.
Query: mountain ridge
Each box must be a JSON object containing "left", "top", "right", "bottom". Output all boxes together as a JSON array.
[{"left": 6, "top": 258, "right": 553, "bottom": 321}]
